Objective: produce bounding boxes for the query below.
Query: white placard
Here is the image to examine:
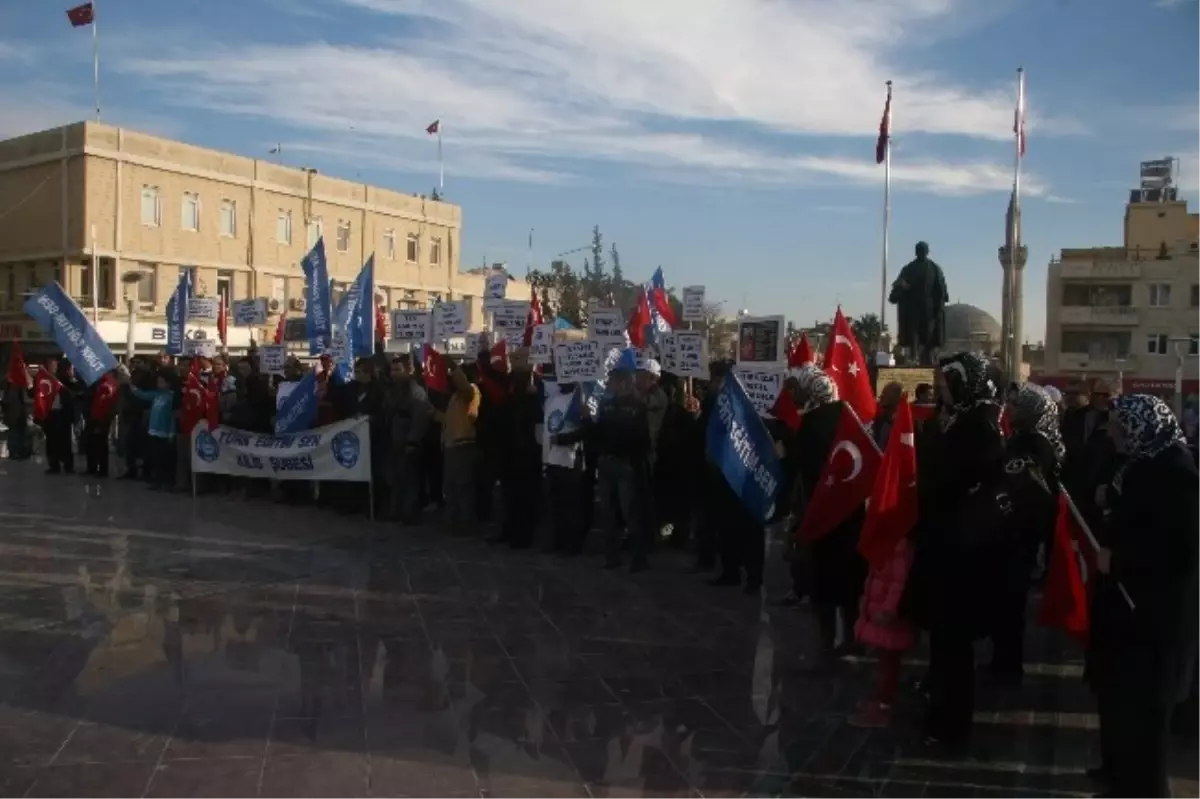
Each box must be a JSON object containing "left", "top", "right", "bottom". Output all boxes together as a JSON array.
[
  {"left": 735, "top": 314, "right": 787, "bottom": 368},
  {"left": 529, "top": 324, "right": 554, "bottom": 365},
  {"left": 733, "top": 365, "right": 785, "bottom": 417},
  {"left": 587, "top": 308, "right": 627, "bottom": 349},
  {"left": 463, "top": 332, "right": 487, "bottom": 357},
  {"left": 542, "top": 384, "right": 581, "bottom": 468},
  {"left": 483, "top": 273, "right": 508, "bottom": 310},
  {"left": 554, "top": 340, "right": 605, "bottom": 383},
  {"left": 183, "top": 338, "right": 217, "bottom": 358},
  {"left": 190, "top": 417, "right": 372, "bottom": 483},
  {"left": 187, "top": 297, "right": 220, "bottom": 321},
  {"left": 661, "top": 331, "right": 708, "bottom": 378},
  {"left": 231, "top": 298, "right": 267, "bottom": 326},
  {"left": 681, "top": 286, "right": 706, "bottom": 322},
  {"left": 432, "top": 301, "right": 468, "bottom": 339},
  {"left": 390, "top": 310, "right": 431, "bottom": 341},
  {"left": 492, "top": 300, "right": 530, "bottom": 334},
  {"left": 259, "top": 344, "right": 287, "bottom": 375}
]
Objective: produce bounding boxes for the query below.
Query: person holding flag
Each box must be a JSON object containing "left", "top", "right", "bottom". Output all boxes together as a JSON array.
[
  {"left": 34, "top": 359, "right": 75, "bottom": 474},
  {"left": 2, "top": 343, "right": 32, "bottom": 461},
  {"left": 83, "top": 368, "right": 120, "bottom": 477}
]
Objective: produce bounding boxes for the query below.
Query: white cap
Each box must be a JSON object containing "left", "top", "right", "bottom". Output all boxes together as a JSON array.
[{"left": 642, "top": 358, "right": 662, "bottom": 377}]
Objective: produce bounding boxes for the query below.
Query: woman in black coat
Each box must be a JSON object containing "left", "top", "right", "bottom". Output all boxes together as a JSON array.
[{"left": 1088, "top": 394, "right": 1198, "bottom": 798}]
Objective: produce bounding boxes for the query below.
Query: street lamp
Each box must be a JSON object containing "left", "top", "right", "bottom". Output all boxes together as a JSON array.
[
  {"left": 1170, "top": 336, "right": 1189, "bottom": 418},
  {"left": 120, "top": 271, "right": 145, "bottom": 361}
]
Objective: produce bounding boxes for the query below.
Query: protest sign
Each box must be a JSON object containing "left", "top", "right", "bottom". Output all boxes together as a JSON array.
[
  {"left": 187, "top": 297, "right": 220, "bottom": 321},
  {"left": 529, "top": 324, "right": 553, "bottom": 365},
  {"left": 587, "top": 308, "right": 627, "bottom": 349},
  {"left": 491, "top": 300, "right": 530, "bottom": 336},
  {"left": 484, "top": 273, "right": 508, "bottom": 310},
  {"left": 682, "top": 286, "right": 706, "bottom": 322},
  {"left": 183, "top": 338, "right": 217, "bottom": 358},
  {"left": 259, "top": 344, "right": 287, "bottom": 375},
  {"left": 432, "top": 301, "right": 468, "bottom": 339},
  {"left": 553, "top": 340, "right": 605, "bottom": 383},
  {"left": 733, "top": 365, "right": 785, "bottom": 417},
  {"left": 23, "top": 282, "right": 118, "bottom": 385},
  {"left": 191, "top": 416, "right": 371, "bottom": 483},
  {"left": 706, "top": 374, "right": 782, "bottom": 522},
  {"left": 661, "top": 331, "right": 708, "bottom": 378},
  {"left": 231, "top": 298, "right": 268, "bottom": 326},
  {"left": 390, "top": 310, "right": 431, "bottom": 341},
  {"left": 735, "top": 315, "right": 786, "bottom": 367}
]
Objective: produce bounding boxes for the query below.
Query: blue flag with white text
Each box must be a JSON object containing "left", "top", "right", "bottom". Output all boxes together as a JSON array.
[
  {"left": 165, "top": 269, "right": 192, "bottom": 356},
  {"left": 706, "top": 372, "right": 783, "bottom": 523},
  {"left": 302, "top": 238, "right": 332, "bottom": 355},
  {"left": 23, "top": 282, "right": 118, "bottom": 385},
  {"left": 275, "top": 371, "right": 318, "bottom": 434},
  {"left": 346, "top": 255, "right": 375, "bottom": 357}
]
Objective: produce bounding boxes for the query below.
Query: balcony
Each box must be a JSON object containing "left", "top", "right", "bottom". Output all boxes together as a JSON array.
[
  {"left": 1058, "top": 305, "right": 1140, "bottom": 326},
  {"left": 1058, "top": 261, "right": 1142, "bottom": 280},
  {"left": 1057, "top": 353, "right": 1137, "bottom": 371}
]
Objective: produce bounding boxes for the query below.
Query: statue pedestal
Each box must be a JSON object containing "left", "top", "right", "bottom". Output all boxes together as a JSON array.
[{"left": 875, "top": 366, "right": 936, "bottom": 398}]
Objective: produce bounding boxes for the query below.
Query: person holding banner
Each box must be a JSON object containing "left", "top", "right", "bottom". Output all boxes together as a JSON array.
[
  {"left": 123, "top": 368, "right": 179, "bottom": 490},
  {"left": 1087, "top": 394, "right": 1197, "bottom": 798}
]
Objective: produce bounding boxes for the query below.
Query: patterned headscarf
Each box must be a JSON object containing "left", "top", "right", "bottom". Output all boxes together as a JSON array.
[
  {"left": 1111, "top": 393, "right": 1186, "bottom": 466},
  {"left": 1008, "top": 383, "right": 1065, "bottom": 462},
  {"left": 793, "top": 365, "right": 838, "bottom": 413},
  {"left": 938, "top": 352, "right": 997, "bottom": 412}
]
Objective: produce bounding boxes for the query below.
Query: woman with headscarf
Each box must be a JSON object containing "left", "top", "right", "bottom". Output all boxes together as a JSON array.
[
  {"left": 902, "top": 351, "right": 1006, "bottom": 750},
  {"left": 1087, "top": 394, "right": 1198, "bottom": 797},
  {"left": 987, "top": 383, "right": 1065, "bottom": 686},
  {"left": 788, "top": 365, "right": 867, "bottom": 670}
]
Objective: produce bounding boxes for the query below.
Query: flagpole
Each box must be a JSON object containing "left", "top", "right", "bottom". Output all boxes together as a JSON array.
[
  {"left": 1007, "top": 68, "right": 1024, "bottom": 380},
  {"left": 879, "top": 80, "right": 892, "bottom": 357},
  {"left": 437, "top": 128, "right": 444, "bottom": 193},
  {"left": 92, "top": 0, "right": 100, "bottom": 121}
]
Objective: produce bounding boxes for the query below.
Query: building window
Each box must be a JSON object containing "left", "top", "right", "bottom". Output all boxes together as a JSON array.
[
  {"left": 271, "top": 276, "right": 286, "bottom": 309},
  {"left": 275, "top": 210, "right": 292, "bottom": 245},
  {"left": 135, "top": 264, "right": 156, "bottom": 305},
  {"left": 1148, "top": 283, "right": 1171, "bottom": 307},
  {"left": 1146, "top": 333, "right": 1169, "bottom": 356},
  {"left": 383, "top": 229, "right": 396, "bottom": 261},
  {"left": 78, "top": 263, "right": 93, "bottom": 302},
  {"left": 181, "top": 192, "right": 200, "bottom": 231},
  {"left": 1191, "top": 284, "right": 1199, "bottom": 308},
  {"left": 336, "top": 219, "right": 351, "bottom": 253},
  {"left": 307, "top": 217, "right": 323, "bottom": 249},
  {"left": 430, "top": 237, "right": 442, "bottom": 266},
  {"left": 216, "top": 270, "right": 234, "bottom": 308},
  {"left": 1190, "top": 333, "right": 1199, "bottom": 357},
  {"left": 428, "top": 292, "right": 442, "bottom": 308},
  {"left": 406, "top": 234, "right": 419, "bottom": 263},
  {"left": 141, "top": 186, "right": 161, "bottom": 227},
  {"left": 219, "top": 199, "right": 237, "bottom": 238}
]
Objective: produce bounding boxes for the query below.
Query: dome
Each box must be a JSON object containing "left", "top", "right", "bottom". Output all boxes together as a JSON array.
[{"left": 944, "top": 303, "right": 1001, "bottom": 342}]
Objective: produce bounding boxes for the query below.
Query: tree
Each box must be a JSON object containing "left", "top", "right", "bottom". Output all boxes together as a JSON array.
[
  {"left": 609, "top": 242, "right": 633, "bottom": 312},
  {"left": 528, "top": 260, "right": 583, "bottom": 327},
  {"left": 850, "top": 312, "right": 883, "bottom": 351},
  {"left": 584, "top": 226, "right": 609, "bottom": 303}
]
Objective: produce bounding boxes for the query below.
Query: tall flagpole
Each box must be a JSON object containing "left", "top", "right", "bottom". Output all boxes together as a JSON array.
[
  {"left": 879, "top": 80, "right": 893, "bottom": 357},
  {"left": 92, "top": 0, "right": 100, "bottom": 121},
  {"left": 437, "top": 127, "right": 444, "bottom": 193},
  {"left": 1007, "top": 67, "right": 1025, "bottom": 380}
]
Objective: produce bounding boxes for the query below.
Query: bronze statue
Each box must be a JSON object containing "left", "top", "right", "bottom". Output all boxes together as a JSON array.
[{"left": 888, "top": 241, "right": 948, "bottom": 366}]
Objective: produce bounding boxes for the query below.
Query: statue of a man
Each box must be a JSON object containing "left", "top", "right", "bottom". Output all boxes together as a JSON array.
[{"left": 888, "top": 241, "right": 948, "bottom": 366}]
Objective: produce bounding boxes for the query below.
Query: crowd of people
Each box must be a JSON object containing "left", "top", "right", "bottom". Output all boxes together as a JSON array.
[{"left": 1, "top": 344, "right": 1197, "bottom": 796}]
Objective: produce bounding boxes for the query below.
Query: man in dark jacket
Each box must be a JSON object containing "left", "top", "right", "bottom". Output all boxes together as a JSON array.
[{"left": 383, "top": 354, "right": 432, "bottom": 524}]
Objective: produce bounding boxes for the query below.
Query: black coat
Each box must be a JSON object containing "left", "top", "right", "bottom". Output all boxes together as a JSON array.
[
  {"left": 1087, "top": 444, "right": 1199, "bottom": 705},
  {"left": 888, "top": 255, "right": 948, "bottom": 349},
  {"left": 1061, "top": 406, "right": 1118, "bottom": 529}
]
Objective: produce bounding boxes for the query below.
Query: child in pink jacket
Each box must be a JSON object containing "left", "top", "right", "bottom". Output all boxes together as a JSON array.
[{"left": 849, "top": 537, "right": 915, "bottom": 728}]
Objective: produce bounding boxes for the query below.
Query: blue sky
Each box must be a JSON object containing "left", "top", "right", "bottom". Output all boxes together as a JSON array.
[{"left": 1, "top": 0, "right": 1196, "bottom": 341}]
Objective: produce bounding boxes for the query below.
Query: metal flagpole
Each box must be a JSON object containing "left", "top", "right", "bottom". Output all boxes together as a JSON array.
[
  {"left": 880, "top": 80, "right": 893, "bottom": 357},
  {"left": 92, "top": 0, "right": 100, "bottom": 121},
  {"left": 437, "top": 127, "right": 444, "bottom": 193},
  {"left": 1007, "top": 68, "right": 1024, "bottom": 380},
  {"left": 90, "top": 224, "right": 99, "bottom": 324}
]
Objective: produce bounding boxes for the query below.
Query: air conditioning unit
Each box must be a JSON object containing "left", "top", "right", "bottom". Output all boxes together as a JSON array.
[
  {"left": 268, "top": 298, "right": 282, "bottom": 312},
  {"left": 290, "top": 297, "right": 307, "bottom": 311}
]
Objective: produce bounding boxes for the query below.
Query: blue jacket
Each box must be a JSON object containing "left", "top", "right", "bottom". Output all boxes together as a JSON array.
[{"left": 131, "top": 387, "right": 176, "bottom": 439}]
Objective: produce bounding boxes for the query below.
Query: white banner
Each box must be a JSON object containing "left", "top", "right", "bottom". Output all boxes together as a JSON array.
[
  {"left": 183, "top": 338, "right": 217, "bottom": 357},
  {"left": 587, "top": 308, "right": 627, "bottom": 349},
  {"left": 733, "top": 365, "right": 785, "bottom": 417},
  {"left": 259, "top": 344, "right": 287, "bottom": 375},
  {"left": 492, "top": 300, "right": 530, "bottom": 335},
  {"left": 432, "top": 301, "right": 468, "bottom": 339},
  {"left": 483, "top": 274, "right": 508, "bottom": 310},
  {"left": 191, "top": 417, "right": 372, "bottom": 483},
  {"left": 390, "top": 310, "right": 431, "bottom": 341},
  {"left": 231, "top": 298, "right": 267, "bottom": 326},
  {"left": 661, "top": 331, "right": 708, "bottom": 378},
  {"left": 187, "top": 297, "right": 220, "bottom": 321},
  {"left": 681, "top": 286, "right": 706, "bottom": 322},
  {"left": 529, "top": 324, "right": 553, "bottom": 365},
  {"left": 554, "top": 340, "right": 605, "bottom": 382}
]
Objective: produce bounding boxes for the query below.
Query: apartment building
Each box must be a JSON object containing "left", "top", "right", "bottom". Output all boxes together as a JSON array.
[
  {"left": 1043, "top": 162, "right": 1199, "bottom": 397},
  {"left": 0, "top": 121, "right": 496, "bottom": 356}
]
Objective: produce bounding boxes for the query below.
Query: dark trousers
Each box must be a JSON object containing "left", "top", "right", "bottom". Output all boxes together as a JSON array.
[
  {"left": 121, "top": 422, "right": 145, "bottom": 478},
  {"left": 547, "top": 465, "right": 585, "bottom": 553},
  {"left": 500, "top": 454, "right": 541, "bottom": 547},
  {"left": 476, "top": 441, "right": 499, "bottom": 522},
  {"left": 718, "top": 517, "right": 765, "bottom": 588},
  {"left": 386, "top": 450, "right": 422, "bottom": 523},
  {"left": 147, "top": 436, "right": 176, "bottom": 488},
  {"left": 84, "top": 419, "right": 111, "bottom": 477},
  {"left": 989, "top": 589, "right": 1028, "bottom": 681},
  {"left": 598, "top": 456, "right": 650, "bottom": 566},
  {"left": 44, "top": 411, "right": 74, "bottom": 473},
  {"left": 422, "top": 431, "right": 444, "bottom": 508},
  {"left": 1098, "top": 690, "right": 1171, "bottom": 797},
  {"left": 926, "top": 625, "right": 975, "bottom": 745}
]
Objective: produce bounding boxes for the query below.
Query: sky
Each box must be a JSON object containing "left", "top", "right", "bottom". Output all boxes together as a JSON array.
[{"left": 1, "top": 0, "right": 1197, "bottom": 342}]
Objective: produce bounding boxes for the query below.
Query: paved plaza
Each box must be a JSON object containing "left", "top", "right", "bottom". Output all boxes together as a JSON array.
[{"left": 0, "top": 459, "right": 1194, "bottom": 797}]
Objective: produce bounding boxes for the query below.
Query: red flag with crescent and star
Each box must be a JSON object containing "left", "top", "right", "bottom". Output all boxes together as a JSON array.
[
  {"left": 797, "top": 404, "right": 882, "bottom": 542},
  {"left": 787, "top": 333, "right": 815, "bottom": 369},
  {"left": 32, "top": 368, "right": 62, "bottom": 423},
  {"left": 858, "top": 395, "right": 918, "bottom": 566},
  {"left": 89, "top": 373, "right": 119, "bottom": 423},
  {"left": 821, "top": 307, "right": 877, "bottom": 422}
]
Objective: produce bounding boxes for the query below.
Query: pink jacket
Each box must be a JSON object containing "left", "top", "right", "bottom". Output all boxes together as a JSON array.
[{"left": 854, "top": 538, "right": 915, "bottom": 652}]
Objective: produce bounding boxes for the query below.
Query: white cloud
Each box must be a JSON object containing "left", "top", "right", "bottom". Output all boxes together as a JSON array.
[{"left": 100, "top": 0, "right": 1069, "bottom": 194}]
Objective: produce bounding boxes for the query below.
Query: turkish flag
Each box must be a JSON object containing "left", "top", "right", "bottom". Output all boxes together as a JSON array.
[
  {"left": 911, "top": 403, "right": 937, "bottom": 425},
  {"left": 6, "top": 341, "right": 27, "bottom": 388},
  {"left": 1038, "top": 491, "right": 1094, "bottom": 641},
  {"left": 89, "top": 374, "right": 119, "bottom": 422},
  {"left": 273, "top": 313, "right": 287, "bottom": 345},
  {"left": 33, "top": 371, "right": 61, "bottom": 422},
  {"left": 217, "top": 299, "right": 228, "bottom": 347},
  {"left": 788, "top": 333, "right": 815, "bottom": 368},
  {"left": 182, "top": 371, "right": 207, "bottom": 436},
  {"left": 204, "top": 375, "right": 221, "bottom": 431},
  {"left": 523, "top": 289, "right": 543, "bottom": 347},
  {"left": 424, "top": 346, "right": 449, "bottom": 394},
  {"left": 375, "top": 305, "right": 388, "bottom": 342},
  {"left": 858, "top": 396, "right": 918, "bottom": 566},
  {"left": 797, "top": 404, "right": 882, "bottom": 542},
  {"left": 626, "top": 291, "right": 651, "bottom": 349},
  {"left": 821, "top": 308, "right": 876, "bottom": 422},
  {"left": 66, "top": 2, "right": 94, "bottom": 27},
  {"left": 489, "top": 339, "right": 509, "bottom": 374},
  {"left": 770, "top": 386, "right": 802, "bottom": 432}
]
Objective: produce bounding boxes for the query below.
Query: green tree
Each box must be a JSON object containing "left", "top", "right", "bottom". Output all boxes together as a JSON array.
[
  {"left": 850, "top": 312, "right": 883, "bottom": 351},
  {"left": 609, "top": 242, "right": 632, "bottom": 312},
  {"left": 585, "top": 226, "right": 609, "bottom": 303}
]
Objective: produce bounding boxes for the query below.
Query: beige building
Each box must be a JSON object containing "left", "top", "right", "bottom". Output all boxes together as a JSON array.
[
  {"left": 1044, "top": 175, "right": 1199, "bottom": 397},
  {"left": 0, "top": 121, "right": 500, "bottom": 355}
]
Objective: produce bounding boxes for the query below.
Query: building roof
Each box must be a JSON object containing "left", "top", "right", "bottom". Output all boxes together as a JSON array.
[{"left": 945, "top": 303, "right": 1000, "bottom": 341}]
